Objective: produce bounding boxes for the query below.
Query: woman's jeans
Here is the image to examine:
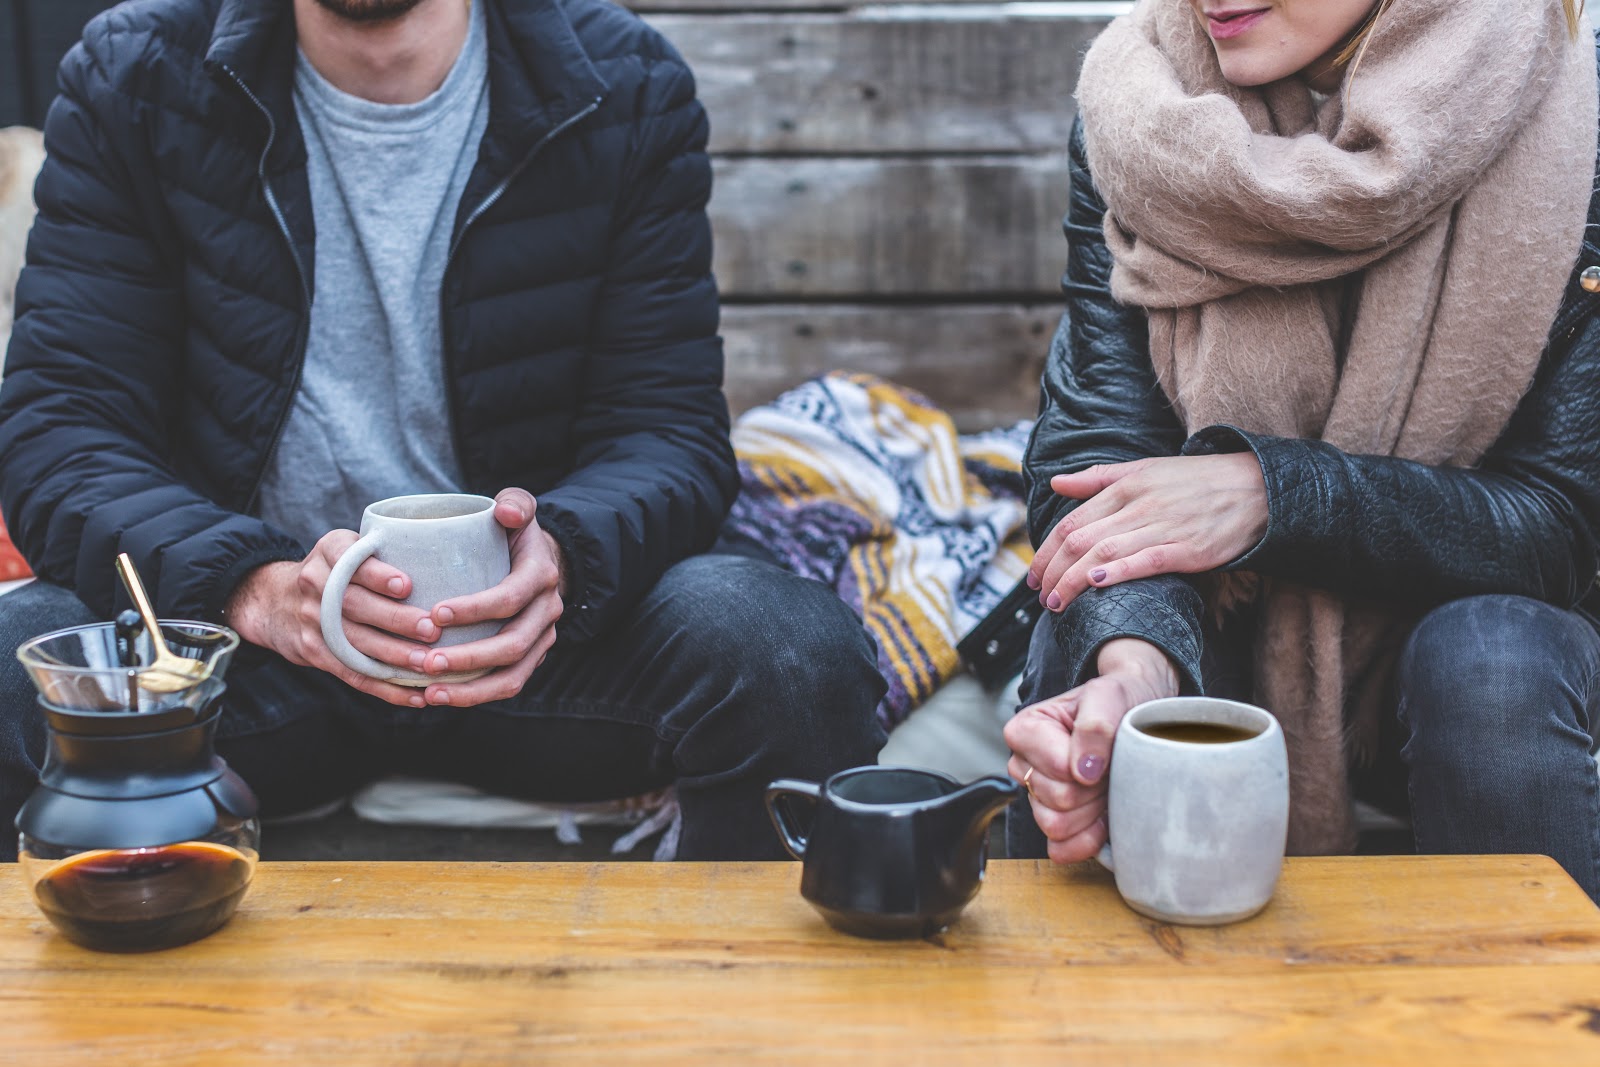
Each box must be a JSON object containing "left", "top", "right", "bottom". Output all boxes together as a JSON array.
[
  {"left": 1009, "top": 594, "right": 1600, "bottom": 903},
  {"left": 0, "top": 554, "right": 888, "bottom": 862}
]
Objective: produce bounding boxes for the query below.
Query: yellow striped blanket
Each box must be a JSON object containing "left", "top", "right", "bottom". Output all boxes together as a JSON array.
[{"left": 725, "top": 373, "right": 1034, "bottom": 727}]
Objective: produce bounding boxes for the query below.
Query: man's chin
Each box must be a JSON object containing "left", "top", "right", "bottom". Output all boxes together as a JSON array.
[{"left": 310, "top": 0, "right": 430, "bottom": 24}]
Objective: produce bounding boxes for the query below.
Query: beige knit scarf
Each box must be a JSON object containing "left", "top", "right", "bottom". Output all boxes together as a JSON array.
[{"left": 1077, "top": 0, "right": 1597, "bottom": 853}]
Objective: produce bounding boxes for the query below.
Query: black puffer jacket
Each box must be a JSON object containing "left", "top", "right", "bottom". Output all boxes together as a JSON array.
[
  {"left": 1024, "top": 101, "right": 1600, "bottom": 694},
  {"left": 0, "top": 0, "right": 734, "bottom": 642}
]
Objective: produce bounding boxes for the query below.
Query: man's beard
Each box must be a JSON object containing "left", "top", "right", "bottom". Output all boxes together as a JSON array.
[{"left": 311, "top": 0, "right": 430, "bottom": 23}]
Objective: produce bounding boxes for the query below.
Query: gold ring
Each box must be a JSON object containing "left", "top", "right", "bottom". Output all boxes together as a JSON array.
[{"left": 1022, "top": 765, "right": 1035, "bottom": 797}]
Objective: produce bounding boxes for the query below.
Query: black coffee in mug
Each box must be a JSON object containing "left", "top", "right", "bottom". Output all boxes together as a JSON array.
[{"left": 1140, "top": 721, "right": 1263, "bottom": 745}]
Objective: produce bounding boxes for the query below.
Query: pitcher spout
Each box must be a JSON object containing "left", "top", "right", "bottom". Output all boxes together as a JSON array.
[{"left": 942, "top": 775, "right": 1022, "bottom": 844}]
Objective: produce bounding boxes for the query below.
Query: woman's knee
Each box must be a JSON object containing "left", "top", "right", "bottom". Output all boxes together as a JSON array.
[{"left": 1396, "top": 595, "right": 1597, "bottom": 750}]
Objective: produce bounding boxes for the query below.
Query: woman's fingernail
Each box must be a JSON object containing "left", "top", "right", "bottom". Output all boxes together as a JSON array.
[
  {"left": 1026, "top": 572, "right": 1040, "bottom": 590},
  {"left": 1078, "top": 754, "right": 1105, "bottom": 783},
  {"left": 1046, "top": 592, "right": 1062, "bottom": 611},
  {"left": 1089, "top": 567, "right": 1107, "bottom": 584},
  {"left": 431, "top": 653, "right": 450, "bottom": 674},
  {"left": 409, "top": 694, "right": 425, "bottom": 708},
  {"left": 416, "top": 619, "right": 437, "bottom": 640},
  {"left": 429, "top": 688, "right": 450, "bottom": 706},
  {"left": 388, "top": 577, "right": 405, "bottom": 595},
  {"left": 408, "top": 650, "right": 426, "bottom": 670},
  {"left": 436, "top": 606, "right": 455, "bottom": 626}
]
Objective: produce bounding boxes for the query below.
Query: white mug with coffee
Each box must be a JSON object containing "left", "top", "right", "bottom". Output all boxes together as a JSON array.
[
  {"left": 1098, "top": 696, "right": 1289, "bottom": 925},
  {"left": 319, "top": 493, "right": 511, "bottom": 687}
]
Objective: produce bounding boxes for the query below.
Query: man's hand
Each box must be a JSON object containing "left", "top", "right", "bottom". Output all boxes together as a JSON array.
[
  {"left": 414, "top": 487, "right": 566, "bottom": 707},
  {"left": 225, "top": 531, "right": 440, "bottom": 708},
  {"left": 1027, "top": 453, "right": 1268, "bottom": 614},
  {"left": 1004, "top": 638, "right": 1179, "bottom": 864}
]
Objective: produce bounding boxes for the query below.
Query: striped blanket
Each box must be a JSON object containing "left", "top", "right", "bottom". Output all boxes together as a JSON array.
[{"left": 726, "top": 373, "right": 1034, "bottom": 728}]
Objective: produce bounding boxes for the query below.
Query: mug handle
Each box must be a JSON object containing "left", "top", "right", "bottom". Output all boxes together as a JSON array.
[
  {"left": 319, "top": 530, "right": 429, "bottom": 686},
  {"left": 764, "top": 779, "right": 822, "bottom": 859}
]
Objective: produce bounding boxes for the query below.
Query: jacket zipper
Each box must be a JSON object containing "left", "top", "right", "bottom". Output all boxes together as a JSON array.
[
  {"left": 216, "top": 63, "right": 313, "bottom": 516},
  {"left": 438, "top": 96, "right": 603, "bottom": 464}
]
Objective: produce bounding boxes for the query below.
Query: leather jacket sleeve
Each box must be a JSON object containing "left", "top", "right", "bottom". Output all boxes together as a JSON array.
[{"left": 1024, "top": 121, "right": 1204, "bottom": 693}]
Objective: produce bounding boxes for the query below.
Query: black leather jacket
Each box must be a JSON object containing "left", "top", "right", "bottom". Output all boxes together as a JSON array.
[{"left": 1018, "top": 111, "right": 1600, "bottom": 695}]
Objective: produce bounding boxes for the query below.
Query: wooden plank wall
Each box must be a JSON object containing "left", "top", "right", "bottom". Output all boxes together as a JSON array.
[{"left": 629, "top": 0, "right": 1127, "bottom": 430}]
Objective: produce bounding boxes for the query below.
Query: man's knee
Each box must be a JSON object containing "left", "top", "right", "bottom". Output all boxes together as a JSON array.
[
  {"left": 658, "top": 555, "right": 870, "bottom": 668},
  {"left": 650, "top": 554, "right": 886, "bottom": 742},
  {"left": 0, "top": 583, "right": 101, "bottom": 812}
]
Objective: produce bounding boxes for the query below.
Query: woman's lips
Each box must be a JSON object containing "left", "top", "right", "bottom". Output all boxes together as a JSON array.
[{"left": 1207, "top": 8, "right": 1269, "bottom": 40}]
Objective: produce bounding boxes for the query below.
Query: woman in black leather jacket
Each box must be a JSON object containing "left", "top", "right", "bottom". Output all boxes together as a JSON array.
[{"left": 1006, "top": 0, "right": 1600, "bottom": 901}]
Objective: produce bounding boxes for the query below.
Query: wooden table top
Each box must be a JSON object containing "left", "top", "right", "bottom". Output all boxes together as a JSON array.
[{"left": 1, "top": 856, "right": 1598, "bottom": 1065}]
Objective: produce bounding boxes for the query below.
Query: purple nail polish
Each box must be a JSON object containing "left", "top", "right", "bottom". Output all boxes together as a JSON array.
[
  {"left": 1046, "top": 592, "right": 1062, "bottom": 611},
  {"left": 1078, "top": 754, "right": 1105, "bottom": 783},
  {"left": 1026, "top": 572, "right": 1040, "bottom": 590},
  {"left": 1089, "top": 567, "right": 1107, "bottom": 584}
]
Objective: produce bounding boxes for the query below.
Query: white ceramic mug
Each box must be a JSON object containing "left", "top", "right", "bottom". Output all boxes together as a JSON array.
[
  {"left": 1098, "top": 696, "right": 1289, "bottom": 926},
  {"left": 319, "top": 493, "right": 511, "bottom": 687}
]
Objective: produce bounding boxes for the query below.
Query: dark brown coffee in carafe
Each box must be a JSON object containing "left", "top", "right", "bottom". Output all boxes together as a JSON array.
[
  {"left": 1140, "top": 722, "right": 1261, "bottom": 745},
  {"left": 33, "top": 841, "right": 254, "bottom": 952}
]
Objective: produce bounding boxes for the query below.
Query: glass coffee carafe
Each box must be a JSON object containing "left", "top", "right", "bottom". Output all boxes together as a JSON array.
[{"left": 15, "top": 620, "right": 260, "bottom": 952}]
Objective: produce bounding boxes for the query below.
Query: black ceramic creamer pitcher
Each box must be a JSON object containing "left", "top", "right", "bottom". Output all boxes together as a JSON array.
[{"left": 765, "top": 766, "right": 1019, "bottom": 939}]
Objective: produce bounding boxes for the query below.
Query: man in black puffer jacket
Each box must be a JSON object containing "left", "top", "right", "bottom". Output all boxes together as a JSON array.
[{"left": 0, "top": 0, "right": 887, "bottom": 860}]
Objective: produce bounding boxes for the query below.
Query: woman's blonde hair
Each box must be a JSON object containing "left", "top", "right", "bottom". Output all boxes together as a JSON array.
[{"left": 1336, "top": 1, "right": 1585, "bottom": 70}]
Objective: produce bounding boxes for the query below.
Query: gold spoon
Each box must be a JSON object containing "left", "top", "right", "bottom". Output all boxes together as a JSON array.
[{"left": 114, "top": 552, "right": 211, "bottom": 694}]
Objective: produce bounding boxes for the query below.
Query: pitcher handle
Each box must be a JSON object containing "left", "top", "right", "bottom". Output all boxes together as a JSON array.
[{"left": 764, "top": 779, "right": 821, "bottom": 859}]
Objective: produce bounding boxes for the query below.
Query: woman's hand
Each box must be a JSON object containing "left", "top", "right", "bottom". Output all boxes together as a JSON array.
[
  {"left": 1004, "top": 638, "right": 1179, "bottom": 863},
  {"left": 1027, "top": 453, "right": 1268, "bottom": 614}
]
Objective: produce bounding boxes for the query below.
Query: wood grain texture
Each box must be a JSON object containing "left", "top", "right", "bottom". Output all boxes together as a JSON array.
[
  {"left": 711, "top": 156, "right": 1069, "bottom": 297},
  {"left": 2, "top": 857, "right": 1598, "bottom": 1065},
  {"left": 722, "top": 303, "right": 1059, "bottom": 429},
  {"left": 649, "top": 12, "right": 1106, "bottom": 154}
]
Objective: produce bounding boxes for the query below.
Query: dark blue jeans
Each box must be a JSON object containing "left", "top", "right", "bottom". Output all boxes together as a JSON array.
[
  {"left": 1008, "top": 594, "right": 1600, "bottom": 902},
  {"left": 0, "top": 554, "right": 887, "bottom": 861}
]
